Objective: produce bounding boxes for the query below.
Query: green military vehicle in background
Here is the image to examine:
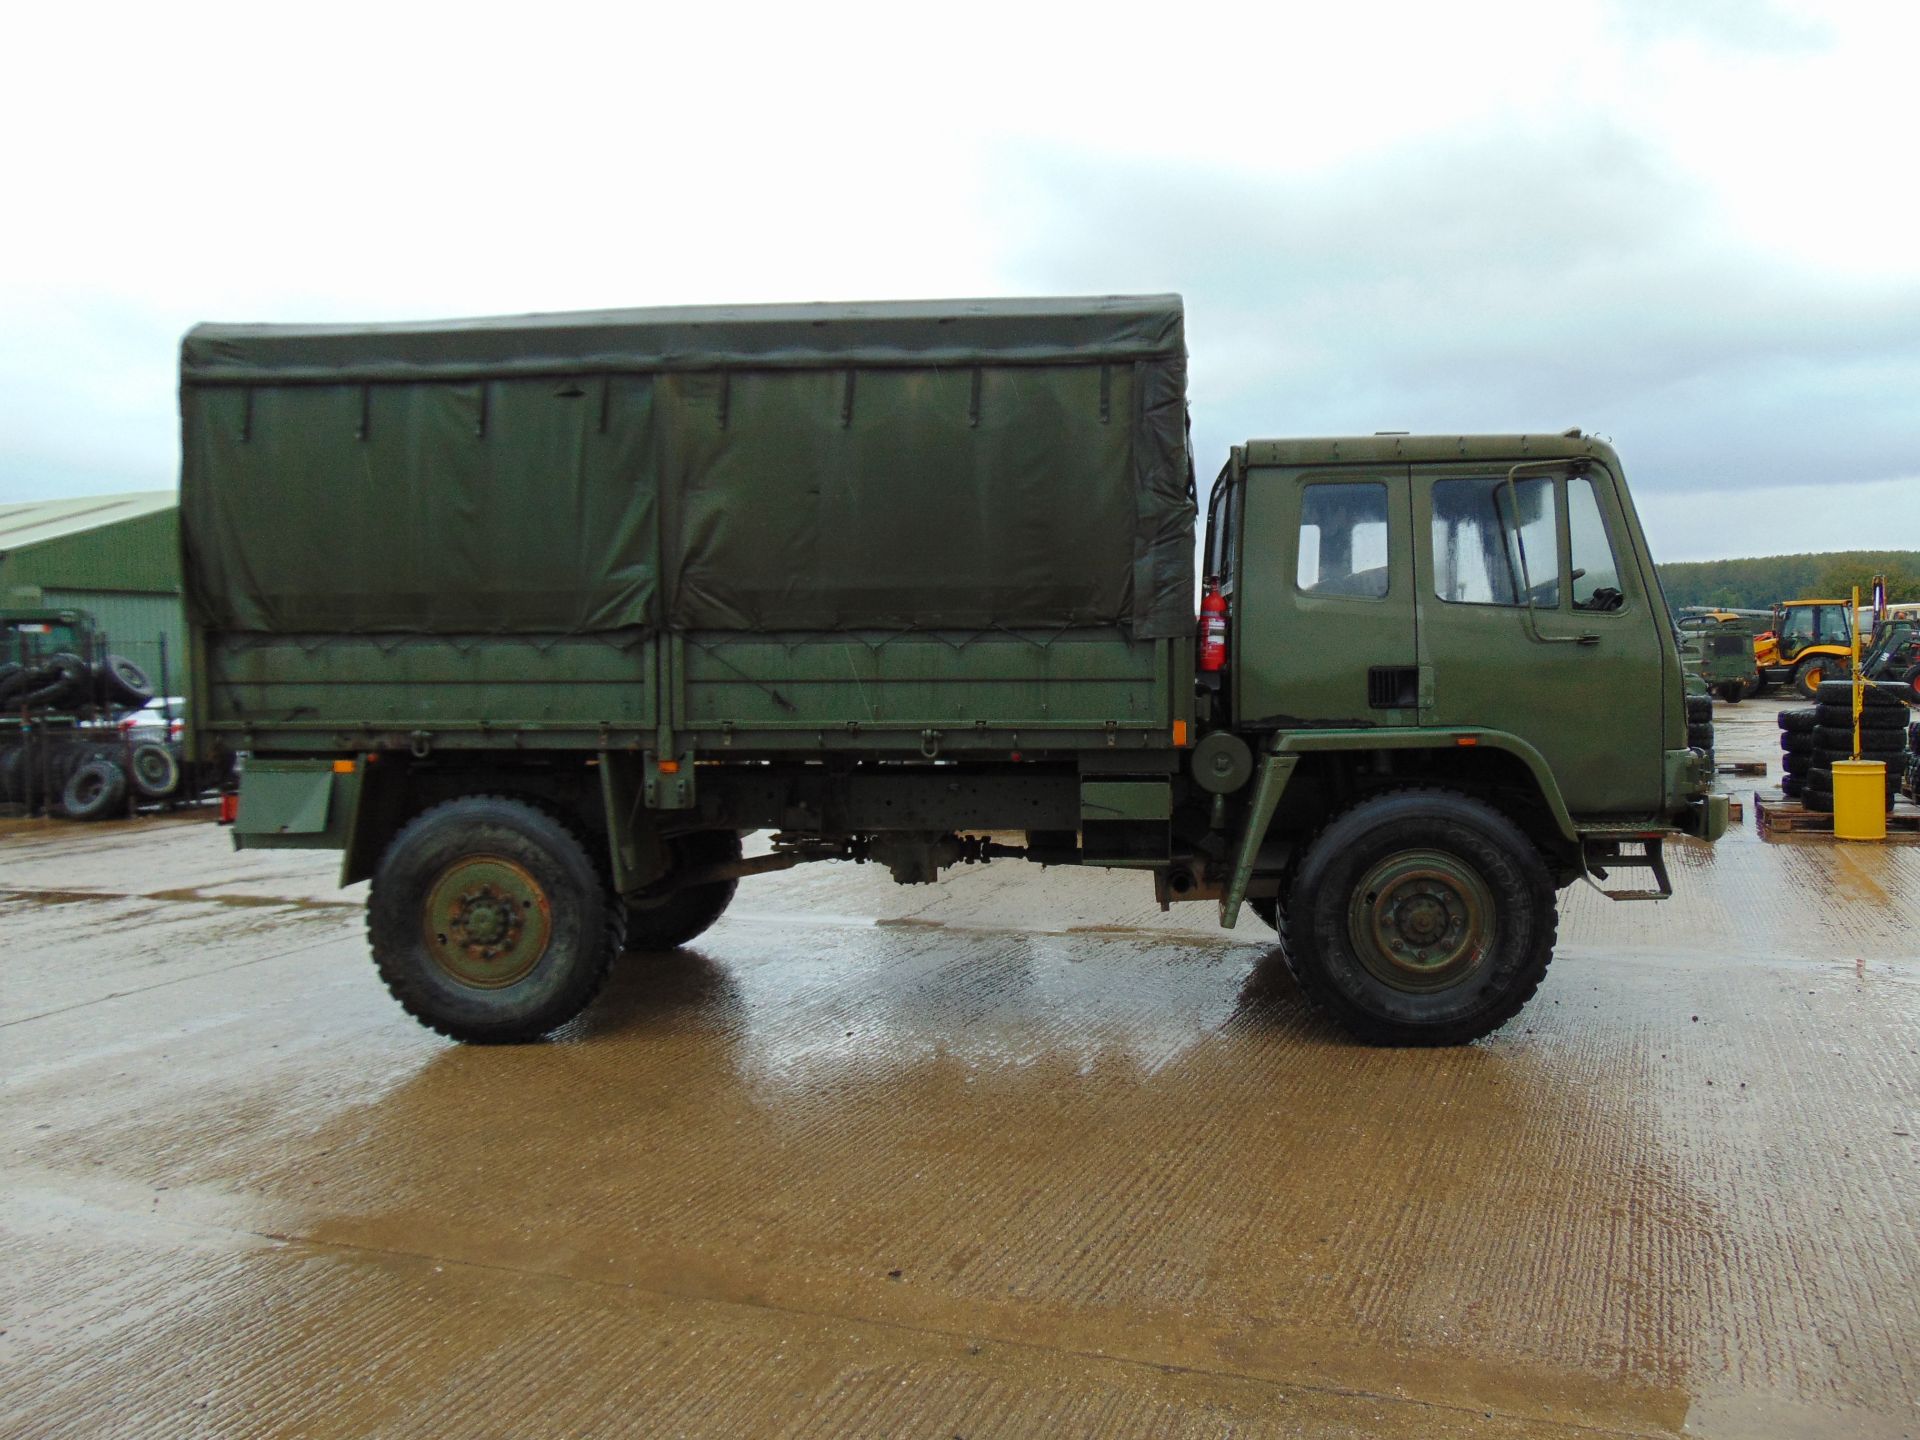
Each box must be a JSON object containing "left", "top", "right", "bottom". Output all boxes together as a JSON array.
[
  {"left": 180, "top": 296, "right": 1724, "bottom": 1047},
  {"left": 1677, "top": 608, "right": 1764, "bottom": 701}
]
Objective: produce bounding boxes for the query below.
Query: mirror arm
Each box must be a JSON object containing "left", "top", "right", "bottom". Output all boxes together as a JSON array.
[{"left": 1502, "top": 460, "right": 1599, "bottom": 645}]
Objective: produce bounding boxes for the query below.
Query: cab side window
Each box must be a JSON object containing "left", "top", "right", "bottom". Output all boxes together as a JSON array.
[
  {"left": 1431, "top": 476, "right": 1558, "bottom": 606},
  {"left": 1297, "top": 482, "right": 1390, "bottom": 598},
  {"left": 1568, "top": 478, "right": 1625, "bottom": 612}
]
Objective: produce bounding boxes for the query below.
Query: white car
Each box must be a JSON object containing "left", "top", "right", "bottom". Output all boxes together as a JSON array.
[{"left": 119, "top": 697, "right": 186, "bottom": 744}]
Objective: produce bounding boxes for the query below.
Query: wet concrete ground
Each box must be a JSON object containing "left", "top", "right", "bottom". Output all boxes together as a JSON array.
[{"left": 2, "top": 697, "right": 1916, "bottom": 1439}]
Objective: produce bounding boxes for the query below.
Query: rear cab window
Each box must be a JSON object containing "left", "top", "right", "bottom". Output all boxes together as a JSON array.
[{"left": 1297, "top": 482, "right": 1390, "bottom": 599}]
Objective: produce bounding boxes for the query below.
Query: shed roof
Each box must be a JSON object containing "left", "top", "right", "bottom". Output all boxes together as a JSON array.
[{"left": 0, "top": 492, "right": 177, "bottom": 554}]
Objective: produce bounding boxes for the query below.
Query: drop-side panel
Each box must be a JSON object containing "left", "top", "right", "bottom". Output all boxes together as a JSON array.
[
  {"left": 201, "top": 632, "right": 658, "bottom": 749},
  {"left": 672, "top": 628, "right": 1179, "bottom": 753}
]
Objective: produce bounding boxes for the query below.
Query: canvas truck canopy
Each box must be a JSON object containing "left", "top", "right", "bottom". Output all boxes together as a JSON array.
[{"left": 180, "top": 295, "right": 1194, "bottom": 639}]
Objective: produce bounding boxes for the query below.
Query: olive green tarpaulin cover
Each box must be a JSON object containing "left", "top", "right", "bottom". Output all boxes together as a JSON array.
[{"left": 180, "top": 296, "right": 1193, "bottom": 639}]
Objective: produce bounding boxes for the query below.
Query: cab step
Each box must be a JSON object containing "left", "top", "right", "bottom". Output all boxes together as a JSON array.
[{"left": 1581, "top": 836, "right": 1672, "bottom": 901}]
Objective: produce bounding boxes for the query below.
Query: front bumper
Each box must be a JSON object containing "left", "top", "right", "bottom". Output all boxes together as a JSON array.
[{"left": 1680, "top": 791, "right": 1730, "bottom": 842}]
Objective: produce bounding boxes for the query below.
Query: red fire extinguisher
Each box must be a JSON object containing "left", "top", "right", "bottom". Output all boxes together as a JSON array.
[{"left": 1198, "top": 578, "right": 1228, "bottom": 673}]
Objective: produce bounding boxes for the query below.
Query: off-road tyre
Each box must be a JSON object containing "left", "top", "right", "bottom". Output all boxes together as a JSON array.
[
  {"left": 1901, "top": 664, "right": 1920, "bottom": 703},
  {"left": 127, "top": 741, "right": 181, "bottom": 800},
  {"left": 0, "top": 746, "right": 26, "bottom": 802},
  {"left": 1779, "top": 731, "right": 1815, "bottom": 755},
  {"left": 1685, "top": 694, "right": 1713, "bottom": 722},
  {"left": 1283, "top": 789, "right": 1555, "bottom": 1047},
  {"left": 1814, "top": 700, "right": 1905, "bottom": 726},
  {"left": 1815, "top": 679, "right": 1908, "bottom": 710},
  {"left": 97, "top": 654, "right": 154, "bottom": 709},
  {"left": 0, "top": 661, "right": 25, "bottom": 706},
  {"left": 1780, "top": 773, "right": 1803, "bottom": 798},
  {"left": 20, "top": 653, "right": 87, "bottom": 710},
  {"left": 1805, "top": 763, "right": 1900, "bottom": 798},
  {"left": 1814, "top": 726, "right": 1906, "bottom": 754},
  {"left": 61, "top": 758, "right": 127, "bottom": 821},
  {"left": 1803, "top": 775, "right": 1893, "bottom": 814},
  {"left": 368, "top": 795, "right": 623, "bottom": 1043},
  {"left": 623, "top": 830, "right": 743, "bottom": 950},
  {"left": 1777, "top": 707, "right": 1818, "bottom": 734},
  {"left": 1687, "top": 725, "right": 1714, "bottom": 751},
  {"left": 1781, "top": 749, "right": 1815, "bottom": 776}
]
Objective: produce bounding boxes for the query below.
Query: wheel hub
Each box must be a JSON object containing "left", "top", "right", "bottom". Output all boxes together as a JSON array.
[
  {"left": 1348, "top": 850, "right": 1493, "bottom": 991},
  {"left": 423, "top": 856, "right": 552, "bottom": 988}
]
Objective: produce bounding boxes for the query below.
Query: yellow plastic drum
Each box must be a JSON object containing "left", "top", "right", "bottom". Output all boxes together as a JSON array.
[{"left": 1831, "top": 760, "right": 1887, "bottom": 841}]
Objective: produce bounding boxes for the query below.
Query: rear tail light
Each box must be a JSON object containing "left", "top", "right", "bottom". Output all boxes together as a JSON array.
[{"left": 217, "top": 792, "right": 239, "bottom": 825}]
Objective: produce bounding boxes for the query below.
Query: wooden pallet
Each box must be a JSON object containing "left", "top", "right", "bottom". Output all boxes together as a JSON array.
[
  {"left": 1716, "top": 761, "right": 1768, "bottom": 776},
  {"left": 1754, "top": 789, "right": 1920, "bottom": 838}
]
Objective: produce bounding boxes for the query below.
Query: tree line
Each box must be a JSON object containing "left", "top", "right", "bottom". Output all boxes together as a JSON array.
[{"left": 1655, "top": 551, "right": 1920, "bottom": 611}]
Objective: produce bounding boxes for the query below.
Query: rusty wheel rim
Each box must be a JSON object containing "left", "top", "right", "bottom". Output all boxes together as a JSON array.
[{"left": 422, "top": 855, "right": 552, "bottom": 989}]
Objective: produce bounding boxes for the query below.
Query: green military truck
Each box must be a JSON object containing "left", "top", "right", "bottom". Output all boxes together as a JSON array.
[
  {"left": 180, "top": 296, "right": 1724, "bottom": 1047},
  {"left": 1676, "top": 609, "right": 1764, "bottom": 701}
]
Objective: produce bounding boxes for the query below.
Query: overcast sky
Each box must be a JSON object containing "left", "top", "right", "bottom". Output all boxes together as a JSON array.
[{"left": 3, "top": 0, "right": 1915, "bottom": 562}]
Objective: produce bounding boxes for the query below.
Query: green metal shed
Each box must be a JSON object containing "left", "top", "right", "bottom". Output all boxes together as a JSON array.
[{"left": 0, "top": 492, "right": 186, "bottom": 694}]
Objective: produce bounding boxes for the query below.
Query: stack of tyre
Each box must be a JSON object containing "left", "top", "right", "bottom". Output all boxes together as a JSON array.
[
  {"left": 1777, "top": 680, "right": 1909, "bottom": 813},
  {"left": 1685, "top": 690, "right": 1714, "bottom": 766},
  {"left": 0, "top": 736, "right": 183, "bottom": 820},
  {"left": 0, "top": 651, "right": 154, "bottom": 714},
  {"left": 0, "top": 650, "right": 185, "bottom": 821}
]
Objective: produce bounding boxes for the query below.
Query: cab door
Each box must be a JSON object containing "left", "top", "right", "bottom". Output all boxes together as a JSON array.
[
  {"left": 1235, "top": 464, "right": 1418, "bottom": 727},
  {"left": 1411, "top": 462, "right": 1665, "bottom": 817}
]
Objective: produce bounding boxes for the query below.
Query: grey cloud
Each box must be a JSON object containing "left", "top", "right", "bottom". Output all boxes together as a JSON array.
[{"left": 991, "top": 125, "right": 1920, "bottom": 517}]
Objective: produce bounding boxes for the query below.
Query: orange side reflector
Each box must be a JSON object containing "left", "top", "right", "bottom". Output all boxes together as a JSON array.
[
  {"left": 1455, "top": 736, "right": 1479, "bottom": 747},
  {"left": 332, "top": 759, "right": 356, "bottom": 773},
  {"left": 657, "top": 760, "right": 681, "bottom": 775},
  {"left": 1172, "top": 720, "right": 1190, "bottom": 748}
]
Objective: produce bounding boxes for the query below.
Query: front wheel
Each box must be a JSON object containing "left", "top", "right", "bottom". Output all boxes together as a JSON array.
[
  {"left": 368, "top": 795, "right": 622, "bottom": 1042},
  {"left": 1284, "top": 790, "right": 1556, "bottom": 1046}
]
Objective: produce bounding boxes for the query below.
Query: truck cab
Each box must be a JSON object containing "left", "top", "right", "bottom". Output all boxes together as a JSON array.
[{"left": 1194, "top": 433, "right": 1722, "bottom": 1042}]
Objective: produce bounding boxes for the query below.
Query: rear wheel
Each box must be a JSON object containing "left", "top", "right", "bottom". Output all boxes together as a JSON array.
[
  {"left": 1284, "top": 790, "right": 1556, "bottom": 1046},
  {"left": 624, "top": 831, "right": 742, "bottom": 950},
  {"left": 368, "top": 796, "right": 622, "bottom": 1042}
]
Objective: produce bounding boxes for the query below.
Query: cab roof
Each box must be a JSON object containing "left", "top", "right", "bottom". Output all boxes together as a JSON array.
[{"left": 1239, "top": 432, "right": 1621, "bottom": 469}]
